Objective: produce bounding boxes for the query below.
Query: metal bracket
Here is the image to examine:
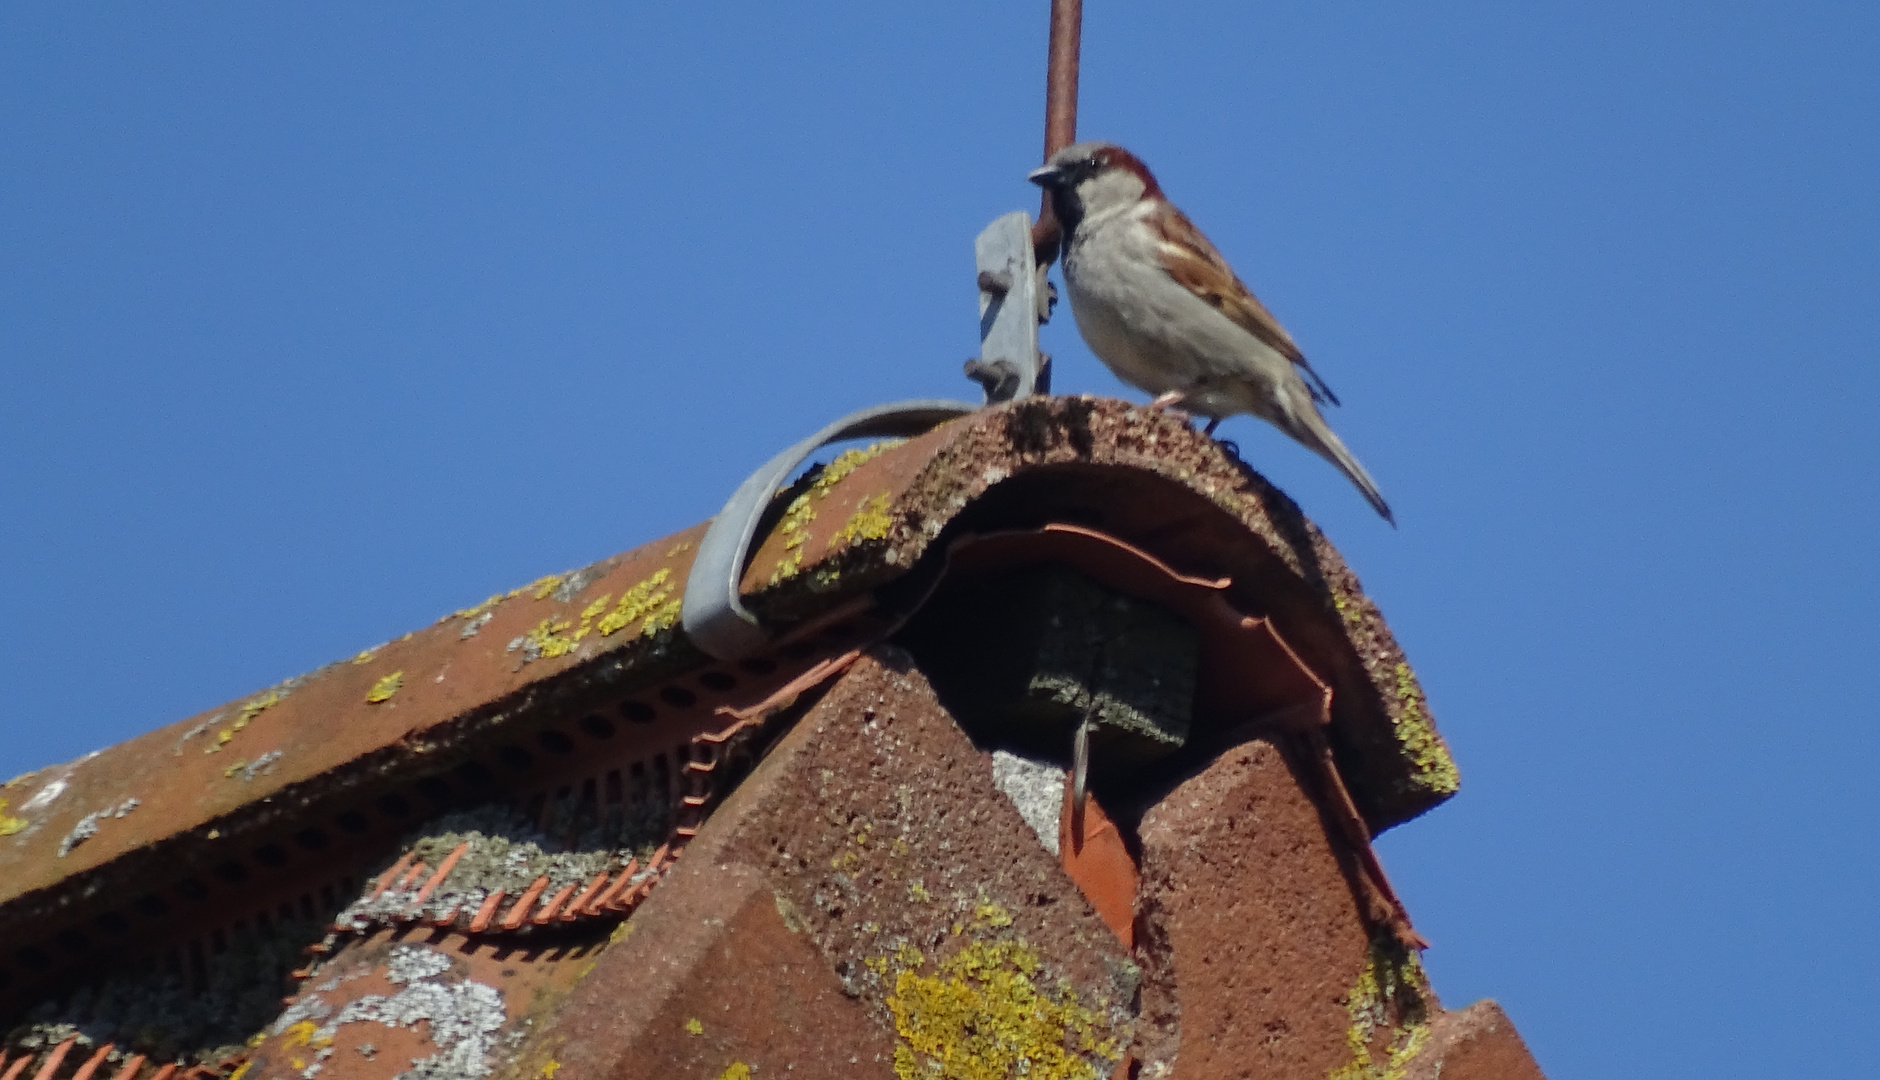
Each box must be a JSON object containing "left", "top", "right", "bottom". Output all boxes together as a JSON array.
[
  {"left": 681, "top": 399, "right": 979, "bottom": 661},
  {"left": 964, "top": 211, "right": 1052, "bottom": 403}
]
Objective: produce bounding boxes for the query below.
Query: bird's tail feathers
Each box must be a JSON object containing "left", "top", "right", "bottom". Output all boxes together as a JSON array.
[
  {"left": 1295, "top": 359, "right": 1342, "bottom": 408},
  {"left": 1286, "top": 407, "right": 1393, "bottom": 525}
]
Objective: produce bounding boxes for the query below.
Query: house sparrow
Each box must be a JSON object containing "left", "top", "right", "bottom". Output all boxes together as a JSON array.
[{"left": 1029, "top": 142, "right": 1393, "bottom": 523}]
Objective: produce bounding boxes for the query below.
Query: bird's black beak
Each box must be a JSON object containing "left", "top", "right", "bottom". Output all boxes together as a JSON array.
[{"left": 1027, "top": 164, "right": 1064, "bottom": 188}]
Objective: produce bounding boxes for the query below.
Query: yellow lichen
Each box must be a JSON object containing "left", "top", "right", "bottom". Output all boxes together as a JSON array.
[
  {"left": 281, "top": 1020, "right": 320, "bottom": 1048},
  {"left": 830, "top": 492, "right": 894, "bottom": 549},
  {"left": 366, "top": 671, "right": 404, "bottom": 704},
  {"left": 1391, "top": 663, "right": 1460, "bottom": 795},
  {"left": 667, "top": 541, "right": 693, "bottom": 557},
  {"left": 0, "top": 799, "right": 26, "bottom": 837},
  {"left": 1327, "top": 941, "right": 1432, "bottom": 1080},
  {"left": 909, "top": 881, "right": 932, "bottom": 902},
  {"left": 596, "top": 567, "right": 678, "bottom": 638},
  {"left": 530, "top": 575, "right": 565, "bottom": 600},
  {"left": 453, "top": 593, "right": 504, "bottom": 621},
  {"left": 887, "top": 939, "right": 1120, "bottom": 1080},
  {"left": 521, "top": 616, "right": 579, "bottom": 660},
  {"left": 685, "top": 1018, "right": 704, "bottom": 1036},
  {"left": 974, "top": 902, "right": 1014, "bottom": 929},
  {"left": 207, "top": 689, "right": 287, "bottom": 754},
  {"left": 228, "top": 1062, "right": 254, "bottom": 1080},
  {"left": 351, "top": 649, "right": 377, "bottom": 665},
  {"left": 538, "top": 1061, "right": 561, "bottom": 1078},
  {"left": 767, "top": 441, "right": 905, "bottom": 584},
  {"left": 717, "top": 1064, "right": 751, "bottom": 1080}
]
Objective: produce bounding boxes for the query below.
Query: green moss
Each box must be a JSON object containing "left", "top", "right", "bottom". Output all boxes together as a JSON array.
[
  {"left": 1390, "top": 663, "right": 1459, "bottom": 796},
  {"left": 1327, "top": 941, "right": 1432, "bottom": 1080},
  {"left": 886, "top": 939, "right": 1120, "bottom": 1080}
]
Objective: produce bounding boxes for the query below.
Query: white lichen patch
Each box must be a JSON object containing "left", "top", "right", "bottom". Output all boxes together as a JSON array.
[
  {"left": 21, "top": 778, "right": 68, "bottom": 813},
  {"left": 991, "top": 750, "right": 1065, "bottom": 856},
  {"left": 233, "top": 751, "right": 284, "bottom": 782},
  {"left": 56, "top": 799, "right": 138, "bottom": 858},
  {"left": 332, "top": 803, "right": 666, "bottom": 931},
  {"left": 280, "top": 946, "right": 507, "bottom": 1080}
]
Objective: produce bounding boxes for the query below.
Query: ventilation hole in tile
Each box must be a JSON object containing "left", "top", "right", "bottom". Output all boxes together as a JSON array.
[
  {"left": 295, "top": 828, "right": 330, "bottom": 851},
  {"left": 55, "top": 929, "right": 89, "bottom": 954},
  {"left": 213, "top": 862, "right": 249, "bottom": 884},
  {"left": 621, "top": 700, "right": 657, "bottom": 724},
  {"left": 738, "top": 657, "right": 778, "bottom": 676},
  {"left": 175, "top": 879, "right": 209, "bottom": 901},
  {"left": 579, "top": 714, "right": 617, "bottom": 740},
  {"left": 376, "top": 794, "right": 411, "bottom": 818},
  {"left": 498, "top": 745, "right": 535, "bottom": 771},
  {"left": 537, "top": 730, "right": 575, "bottom": 755},
  {"left": 456, "top": 760, "right": 496, "bottom": 788},
  {"left": 253, "top": 844, "right": 290, "bottom": 868},
  {"left": 658, "top": 686, "right": 697, "bottom": 709},
  {"left": 698, "top": 670, "right": 737, "bottom": 692},
  {"left": 335, "top": 811, "right": 370, "bottom": 834},
  {"left": 94, "top": 912, "right": 130, "bottom": 935}
]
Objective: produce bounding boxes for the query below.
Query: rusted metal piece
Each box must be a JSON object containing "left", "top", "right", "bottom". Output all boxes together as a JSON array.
[
  {"left": 1033, "top": 0, "right": 1083, "bottom": 263},
  {"left": 1058, "top": 782, "right": 1136, "bottom": 949},
  {"left": 27, "top": 1037, "right": 74, "bottom": 1080},
  {"left": 371, "top": 850, "right": 417, "bottom": 898},
  {"left": 406, "top": 841, "right": 468, "bottom": 908},
  {"left": 587, "top": 859, "right": 637, "bottom": 914},
  {"left": 69, "top": 1045, "right": 113, "bottom": 1080},
  {"left": 563, "top": 871, "right": 611, "bottom": 922},
  {"left": 467, "top": 889, "right": 505, "bottom": 934},
  {"left": 531, "top": 882, "right": 579, "bottom": 925},
  {"left": 500, "top": 875, "right": 551, "bottom": 931}
]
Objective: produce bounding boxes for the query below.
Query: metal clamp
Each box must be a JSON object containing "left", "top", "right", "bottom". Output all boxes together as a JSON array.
[
  {"left": 965, "top": 211, "right": 1052, "bottom": 402},
  {"left": 681, "top": 399, "right": 979, "bottom": 661}
]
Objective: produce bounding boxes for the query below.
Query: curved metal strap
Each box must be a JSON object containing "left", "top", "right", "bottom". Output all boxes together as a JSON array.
[{"left": 681, "top": 399, "right": 980, "bottom": 661}]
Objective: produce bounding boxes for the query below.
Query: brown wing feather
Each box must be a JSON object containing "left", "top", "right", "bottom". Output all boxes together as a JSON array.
[{"left": 1152, "top": 204, "right": 1341, "bottom": 405}]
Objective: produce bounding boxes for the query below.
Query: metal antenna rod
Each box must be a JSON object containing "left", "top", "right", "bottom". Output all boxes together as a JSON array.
[{"left": 1032, "top": 0, "right": 1083, "bottom": 265}]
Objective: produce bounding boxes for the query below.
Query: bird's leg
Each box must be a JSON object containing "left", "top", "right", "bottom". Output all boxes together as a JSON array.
[{"left": 1203, "top": 417, "right": 1222, "bottom": 436}]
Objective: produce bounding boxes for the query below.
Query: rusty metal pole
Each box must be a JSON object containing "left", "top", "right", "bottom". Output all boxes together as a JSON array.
[{"left": 1033, "top": 0, "right": 1082, "bottom": 265}]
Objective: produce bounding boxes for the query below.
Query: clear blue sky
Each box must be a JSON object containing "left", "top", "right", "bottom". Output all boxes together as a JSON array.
[{"left": 3, "top": 4, "right": 1875, "bottom": 1074}]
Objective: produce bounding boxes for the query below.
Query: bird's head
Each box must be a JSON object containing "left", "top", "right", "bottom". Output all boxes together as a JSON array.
[{"left": 1028, "top": 141, "right": 1163, "bottom": 228}]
